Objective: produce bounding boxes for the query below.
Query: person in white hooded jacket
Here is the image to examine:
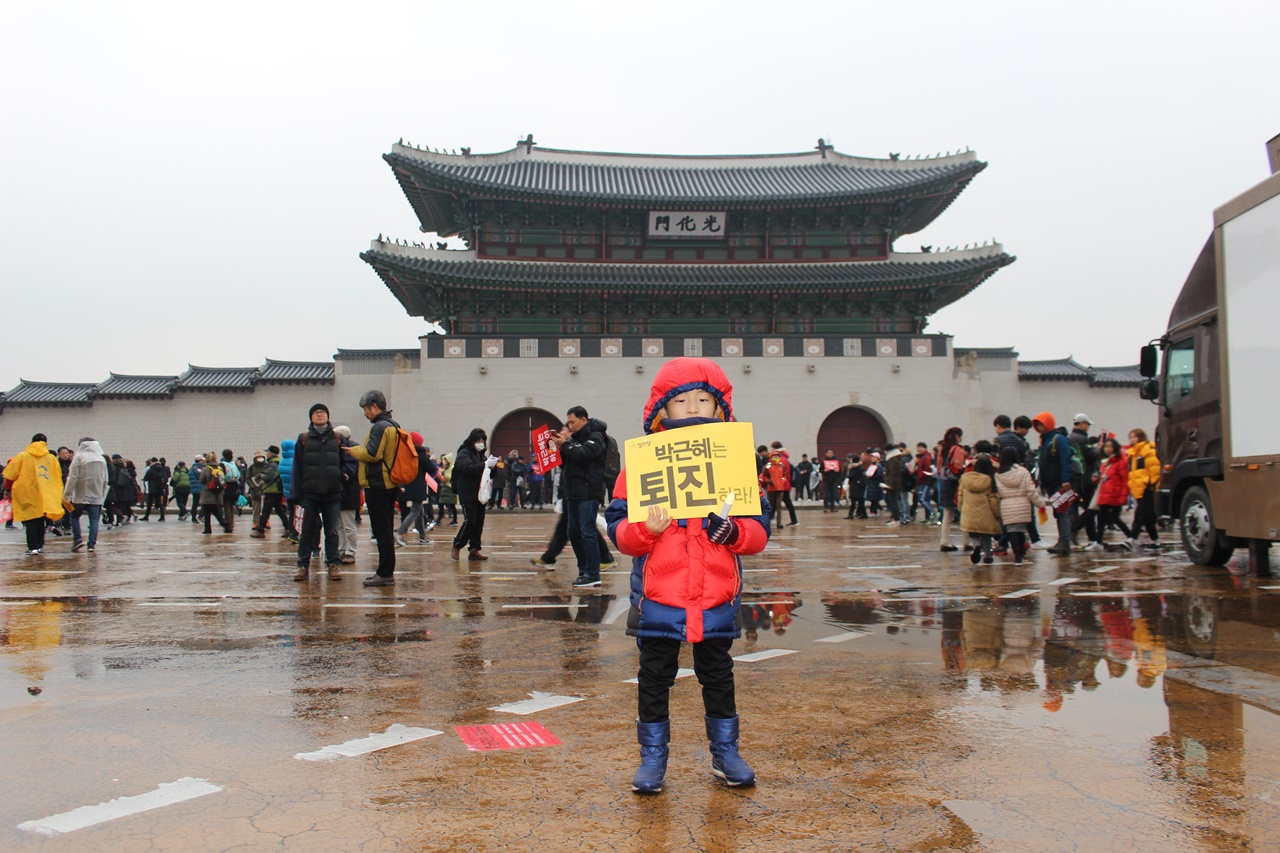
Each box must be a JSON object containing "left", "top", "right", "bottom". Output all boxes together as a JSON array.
[{"left": 64, "top": 437, "right": 109, "bottom": 552}]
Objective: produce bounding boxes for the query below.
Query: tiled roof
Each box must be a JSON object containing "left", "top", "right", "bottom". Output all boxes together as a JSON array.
[
  {"left": 1018, "top": 358, "right": 1143, "bottom": 387},
  {"left": 387, "top": 143, "right": 986, "bottom": 235},
  {"left": 1088, "top": 366, "right": 1144, "bottom": 387},
  {"left": 96, "top": 373, "right": 178, "bottom": 397},
  {"left": 176, "top": 365, "right": 259, "bottom": 391},
  {"left": 1018, "top": 358, "right": 1089, "bottom": 380},
  {"left": 3, "top": 380, "right": 97, "bottom": 406},
  {"left": 257, "top": 359, "right": 334, "bottom": 384},
  {"left": 955, "top": 347, "right": 1019, "bottom": 358}
]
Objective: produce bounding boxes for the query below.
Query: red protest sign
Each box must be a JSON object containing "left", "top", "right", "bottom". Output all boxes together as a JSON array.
[
  {"left": 532, "top": 425, "right": 562, "bottom": 472},
  {"left": 455, "top": 722, "right": 562, "bottom": 751}
]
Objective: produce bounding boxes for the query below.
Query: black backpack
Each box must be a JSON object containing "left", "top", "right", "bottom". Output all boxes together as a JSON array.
[{"left": 603, "top": 434, "right": 621, "bottom": 482}]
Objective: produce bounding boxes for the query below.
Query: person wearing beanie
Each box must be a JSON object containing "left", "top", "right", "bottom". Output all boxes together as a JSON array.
[
  {"left": 604, "top": 357, "right": 770, "bottom": 795},
  {"left": 395, "top": 430, "right": 439, "bottom": 546},
  {"left": 343, "top": 390, "right": 402, "bottom": 585},
  {"left": 1033, "top": 412, "right": 1076, "bottom": 555},
  {"left": 289, "top": 401, "right": 343, "bottom": 581}
]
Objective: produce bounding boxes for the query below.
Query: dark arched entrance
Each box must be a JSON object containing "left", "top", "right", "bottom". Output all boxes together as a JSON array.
[
  {"left": 491, "top": 408, "right": 563, "bottom": 461},
  {"left": 816, "top": 406, "right": 888, "bottom": 460}
]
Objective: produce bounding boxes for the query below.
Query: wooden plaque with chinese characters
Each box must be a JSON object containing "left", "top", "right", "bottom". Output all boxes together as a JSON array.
[{"left": 624, "top": 422, "right": 762, "bottom": 522}]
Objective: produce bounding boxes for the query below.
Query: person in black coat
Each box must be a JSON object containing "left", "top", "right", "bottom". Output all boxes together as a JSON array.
[
  {"left": 451, "top": 427, "right": 497, "bottom": 561},
  {"left": 289, "top": 403, "right": 344, "bottom": 581}
]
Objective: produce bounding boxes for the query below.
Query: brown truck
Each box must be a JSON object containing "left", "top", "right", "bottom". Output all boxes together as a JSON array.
[{"left": 1139, "top": 134, "right": 1280, "bottom": 569}]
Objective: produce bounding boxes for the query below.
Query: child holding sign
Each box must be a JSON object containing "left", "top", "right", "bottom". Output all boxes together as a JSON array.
[{"left": 605, "top": 357, "right": 771, "bottom": 794}]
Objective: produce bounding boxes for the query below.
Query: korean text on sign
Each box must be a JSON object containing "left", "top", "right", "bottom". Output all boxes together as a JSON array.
[
  {"left": 531, "top": 425, "right": 562, "bottom": 472},
  {"left": 624, "top": 422, "right": 761, "bottom": 522}
]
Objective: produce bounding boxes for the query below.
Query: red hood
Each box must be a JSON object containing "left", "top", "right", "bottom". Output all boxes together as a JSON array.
[{"left": 643, "top": 357, "right": 735, "bottom": 434}]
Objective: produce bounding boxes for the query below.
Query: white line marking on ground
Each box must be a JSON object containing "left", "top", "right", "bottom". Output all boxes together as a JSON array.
[
  {"left": 742, "top": 568, "right": 778, "bottom": 573},
  {"left": 294, "top": 724, "right": 443, "bottom": 761},
  {"left": 815, "top": 631, "right": 870, "bottom": 643},
  {"left": 17, "top": 777, "right": 223, "bottom": 836},
  {"left": 885, "top": 595, "right": 991, "bottom": 601},
  {"left": 843, "top": 545, "right": 910, "bottom": 549},
  {"left": 470, "top": 571, "right": 539, "bottom": 576},
  {"left": 0, "top": 600, "right": 38, "bottom": 606},
  {"left": 733, "top": 649, "right": 799, "bottom": 662},
  {"left": 1259, "top": 586, "right": 1280, "bottom": 591},
  {"left": 1071, "top": 589, "right": 1178, "bottom": 597},
  {"left": 858, "top": 535, "right": 901, "bottom": 539},
  {"left": 624, "top": 668, "right": 695, "bottom": 684},
  {"left": 12, "top": 570, "right": 87, "bottom": 575},
  {"left": 847, "top": 565, "right": 923, "bottom": 570},
  {"left": 1089, "top": 566, "right": 1121, "bottom": 573},
  {"left": 323, "top": 603, "right": 407, "bottom": 609},
  {"left": 157, "top": 571, "right": 241, "bottom": 575},
  {"left": 998, "top": 589, "right": 1039, "bottom": 599},
  {"left": 743, "top": 600, "right": 795, "bottom": 605},
  {"left": 1046, "top": 578, "right": 1081, "bottom": 586},
  {"left": 137, "top": 602, "right": 222, "bottom": 607},
  {"left": 489, "top": 692, "right": 585, "bottom": 715},
  {"left": 1093, "top": 557, "right": 1156, "bottom": 563},
  {"left": 502, "top": 604, "right": 580, "bottom": 609}
]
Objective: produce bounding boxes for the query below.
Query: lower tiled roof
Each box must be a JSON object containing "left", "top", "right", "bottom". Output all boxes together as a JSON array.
[
  {"left": 96, "top": 374, "right": 178, "bottom": 397},
  {"left": 3, "top": 381, "right": 97, "bottom": 406},
  {"left": 258, "top": 360, "right": 335, "bottom": 383}
]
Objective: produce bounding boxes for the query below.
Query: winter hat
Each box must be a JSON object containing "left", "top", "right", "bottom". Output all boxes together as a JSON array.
[
  {"left": 267, "top": 445, "right": 280, "bottom": 456},
  {"left": 1032, "top": 412, "right": 1058, "bottom": 432},
  {"left": 309, "top": 403, "right": 330, "bottom": 418},
  {"left": 410, "top": 431, "right": 424, "bottom": 446},
  {"left": 333, "top": 426, "right": 351, "bottom": 440},
  {"left": 643, "top": 357, "right": 734, "bottom": 434}
]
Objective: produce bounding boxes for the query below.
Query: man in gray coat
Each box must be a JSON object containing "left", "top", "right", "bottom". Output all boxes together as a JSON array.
[{"left": 64, "top": 438, "right": 110, "bottom": 553}]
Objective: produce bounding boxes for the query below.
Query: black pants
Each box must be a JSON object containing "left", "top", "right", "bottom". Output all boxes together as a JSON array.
[
  {"left": 776, "top": 489, "right": 797, "bottom": 524},
  {"left": 24, "top": 519, "right": 47, "bottom": 552},
  {"left": 541, "top": 510, "right": 612, "bottom": 562},
  {"left": 365, "top": 487, "right": 397, "bottom": 577},
  {"left": 174, "top": 488, "right": 190, "bottom": 517},
  {"left": 1096, "top": 505, "right": 1134, "bottom": 541},
  {"left": 201, "top": 504, "right": 228, "bottom": 533},
  {"left": 822, "top": 481, "right": 839, "bottom": 511},
  {"left": 453, "top": 500, "right": 486, "bottom": 553},
  {"left": 638, "top": 636, "right": 736, "bottom": 723},
  {"left": 144, "top": 491, "right": 167, "bottom": 519},
  {"left": 1132, "top": 492, "right": 1159, "bottom": 542},
  {"left": 256, "top": 493, "right": 289, "bottom": 532}
]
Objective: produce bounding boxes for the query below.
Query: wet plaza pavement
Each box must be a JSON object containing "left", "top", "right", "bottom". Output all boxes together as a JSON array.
[{"left": 4, "top": 508, "right": 1280, "bottom": 851}]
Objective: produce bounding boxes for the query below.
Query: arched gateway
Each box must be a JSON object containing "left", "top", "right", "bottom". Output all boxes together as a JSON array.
[
  {"left": 490, "top": 408, "right": 563, "bottom": 460},
  {"left": 816, "top": 407, "right": 888, "bottom": 459}
]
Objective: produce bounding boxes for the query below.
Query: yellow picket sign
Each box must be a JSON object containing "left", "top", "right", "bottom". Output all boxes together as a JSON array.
[{"left": 624, "top": 422, "right": 762, "bottom": 522}]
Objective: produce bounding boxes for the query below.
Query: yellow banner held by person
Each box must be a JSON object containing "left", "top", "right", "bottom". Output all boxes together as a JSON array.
[{"left": 624, "top": 422, "right": 761, "bottom": 522}]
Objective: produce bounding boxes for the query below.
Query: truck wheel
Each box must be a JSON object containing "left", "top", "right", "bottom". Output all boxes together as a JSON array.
[{"left": 1180, "top": 485, "right": 1234, "bottom": 566}]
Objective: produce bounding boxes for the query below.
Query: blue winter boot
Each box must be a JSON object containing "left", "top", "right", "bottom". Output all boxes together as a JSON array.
[
  {"left": 632, "top": 720, "right": 670, "bottom": 794},
  {"left": 705, "top": 714, "right": 756, "bottom": 787}
]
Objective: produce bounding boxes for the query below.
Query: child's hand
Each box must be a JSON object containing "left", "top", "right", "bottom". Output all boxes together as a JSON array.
[
  {"left": 645, "top": 506, "right": 673, "bottom": 535},
  {"left": 705, "top": 513, "right": 739, "bottom": 546}
]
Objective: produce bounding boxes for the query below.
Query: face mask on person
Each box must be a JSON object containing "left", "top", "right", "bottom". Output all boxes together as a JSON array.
[{"left": 475, "top": 442, "right": 486, "bottom": 452}]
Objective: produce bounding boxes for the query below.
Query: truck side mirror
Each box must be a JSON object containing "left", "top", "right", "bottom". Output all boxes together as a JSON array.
[
  {"left": 1139, "top": 345, "right": 1158, "bottom": 378},
  {"left": 1139, "top": 379, "right": 1160, "bottom": 401}
]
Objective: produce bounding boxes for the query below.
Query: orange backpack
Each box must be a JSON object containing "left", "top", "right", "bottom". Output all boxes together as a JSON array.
[{"left": 385, "top": 428, "right": 420, "bottom": 485}]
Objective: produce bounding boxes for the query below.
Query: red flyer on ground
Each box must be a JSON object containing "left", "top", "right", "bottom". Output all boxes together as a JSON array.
[
  {"left": 455, "top": 722, "right": 562, "bottom": 751},
  {"left": 532, "top": 425, "right": 562, "bottom": 472}
]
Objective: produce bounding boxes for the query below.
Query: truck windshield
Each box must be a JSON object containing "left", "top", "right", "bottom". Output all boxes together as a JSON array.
[{"left": 1165, "top": 338, "right": 1195, "bottom": 400}]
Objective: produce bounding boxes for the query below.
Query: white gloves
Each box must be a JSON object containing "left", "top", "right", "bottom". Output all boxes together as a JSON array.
[{"left": 485, "top": 455, "right": 498, "bottom": 468}]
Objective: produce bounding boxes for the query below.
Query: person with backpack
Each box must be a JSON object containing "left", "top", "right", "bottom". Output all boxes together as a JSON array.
[
  {"left": 343, "top": 390, "right": 404, "bottom": 586},
  {"left": 937, "top": 427, "right": 966, "bottom": 551},
  {"left": 219, "top": 449, "right": 241, "bottom": 531},
  {"left": 197, "top": 451, "right": 231, "bottom": 534},
  {"left": 141, "top": 457, "right": 170, "bottom": 521},
  {"left": 170, "top": 461, "right": 191, "bottom": 520},
  {"left": 603, "top": 433, "right": 622, "bottom": 501},
  {"left": 250, "top": 446, "right": 289, "bottom": 538},
  {"left": 1068, "top": 414, "right": 1102, "bottom": 547},
  {"left": 289, "top": 403, "right": 344, "bottom": 581},
  {"left": 1032, "top": 412, "right": 1076, "bottom": 555}
]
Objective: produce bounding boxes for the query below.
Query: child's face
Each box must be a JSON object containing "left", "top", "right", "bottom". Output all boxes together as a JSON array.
[{"left": 663, "top": 390, "right": 718, "bottom": 420}]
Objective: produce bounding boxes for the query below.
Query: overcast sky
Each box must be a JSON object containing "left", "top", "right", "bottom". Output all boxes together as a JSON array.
[{"left": 2, "top": 1, "right": 1276, "bottom": 394}]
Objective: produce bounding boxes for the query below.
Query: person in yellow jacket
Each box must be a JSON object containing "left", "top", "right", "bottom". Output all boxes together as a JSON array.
[
  {"left": 342, "top": 390, "right": 402, "bottom": 586},
  {"left": 3, "top": 433, "right": 66, "bottom": 555},
  {"left": 1127, "top": 428, "right": 1161, "bottom": 549}
]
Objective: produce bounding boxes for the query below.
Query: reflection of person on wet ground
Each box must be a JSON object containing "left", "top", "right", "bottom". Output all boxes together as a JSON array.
[
  {"left": 739, "top": 604, "right": 772, "bottom": 642},
  {"left": 606, "top": 357, "right": 770, "bottom": 794},
  {"left": 1043, "top": 598, "right": 1105, "bottom": 709},
  {"left": 1131, "top": 597, "right": 1168, "bottom": 688}
]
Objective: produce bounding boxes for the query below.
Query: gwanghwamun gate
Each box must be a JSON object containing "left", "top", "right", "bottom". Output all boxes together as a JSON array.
[{"left": 1, "top": 139, "right": 1152, "bottom": 461}]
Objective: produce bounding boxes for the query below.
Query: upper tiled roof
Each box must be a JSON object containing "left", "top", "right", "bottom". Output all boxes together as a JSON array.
[
  {"left": 4, "top": 381, "right": 97, "bottom": 406},
  {"left": 1018, "top": 358, "right": 1089, "bottom": 380},
  {"left": 176, "top": 365, "right": 259, "bottom": 391},
  {"left": 955, "top": 347, "right": 1019, "bottom": 359},
  {"left": 387, "top": 141, "right": 986, "bottom": 234},
  {"left": 96, "top": 373, "right": 178, "bottom": 398},
  {"left": 1088, "top": 366, "right": 1145, "bottom": 387},
  {"left": 257, "top": 359, "right": 335, "bottom": 384}
]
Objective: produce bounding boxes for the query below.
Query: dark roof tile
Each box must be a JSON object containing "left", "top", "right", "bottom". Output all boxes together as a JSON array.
[
  {"left": 96, "top": 373, "right": 178, "bottom": 397},
  {"left": 177, "top": 366, "right": 259, "bottom": 390},
  {"left": 3, "top": 380, "right": 96, "bottom": 406},
  {"left": 258, "top": 360, "right": 334, "bottom": 384}
]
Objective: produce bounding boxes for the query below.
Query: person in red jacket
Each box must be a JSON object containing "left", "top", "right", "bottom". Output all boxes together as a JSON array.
[
  {"left": 1093, "top": 437, "right": 1135, "bottom": 549},
  {"left": 606, "top": 357, "right": 770, "bottom": 795}
]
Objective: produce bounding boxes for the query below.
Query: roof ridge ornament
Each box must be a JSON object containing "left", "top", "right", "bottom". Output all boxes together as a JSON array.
[
  {"left": 519, "top": 134, "right": 537, "bottom": 155},
  {"left": 815, "top": 138, "right": 833, "bottom": 159}
]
